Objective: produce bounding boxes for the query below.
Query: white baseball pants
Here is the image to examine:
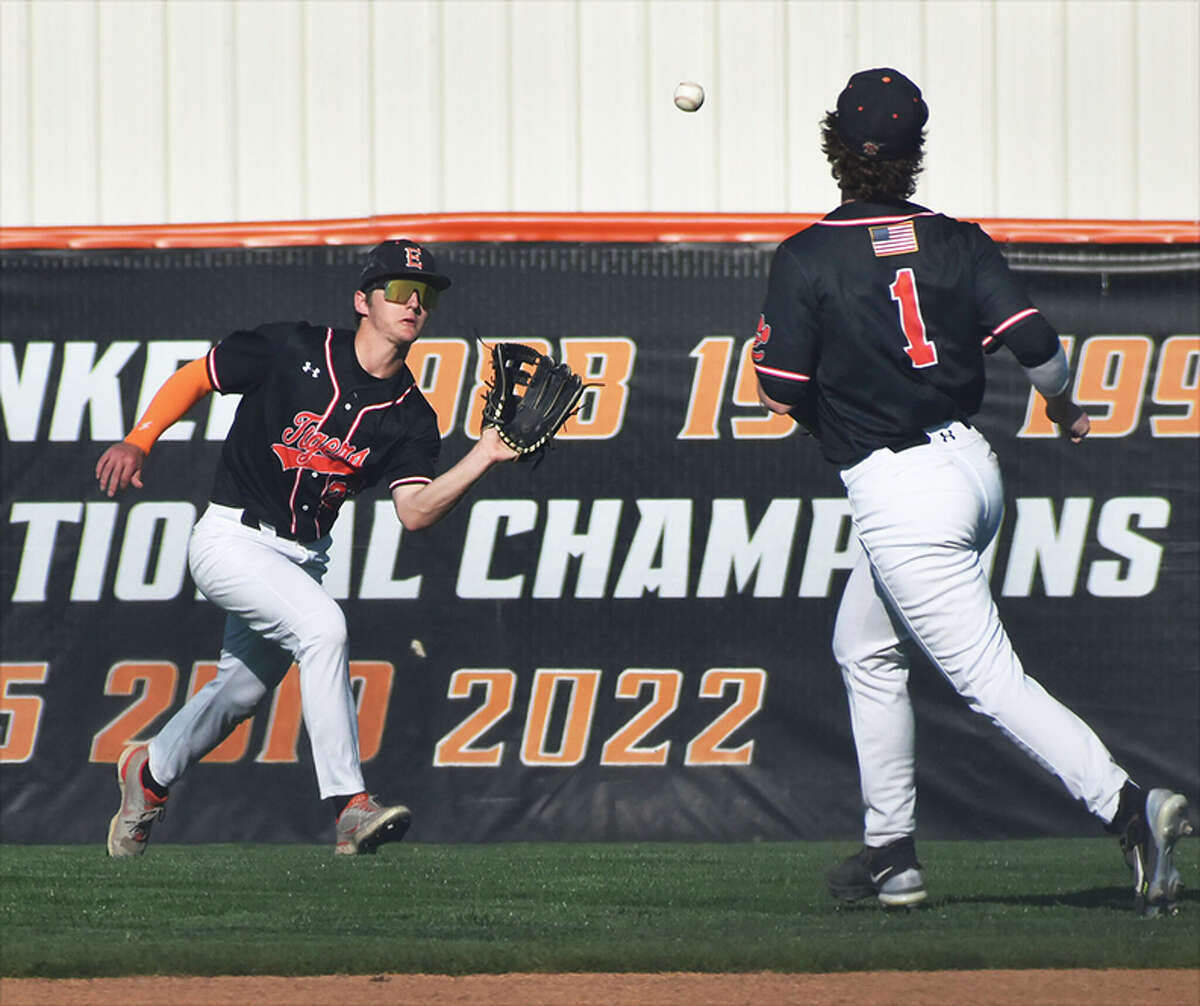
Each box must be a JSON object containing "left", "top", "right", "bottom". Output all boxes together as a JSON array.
[
  {"left": 147, "top": 503, "right": 365, "bottom": 799},
  {"left": 832, "top": 421, "right": 1127, "bottom": 846}
]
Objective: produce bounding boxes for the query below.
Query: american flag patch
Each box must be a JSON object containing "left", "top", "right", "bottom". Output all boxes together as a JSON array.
[{"left": 869, "top": 220, "right": 918, "bottom": 257}]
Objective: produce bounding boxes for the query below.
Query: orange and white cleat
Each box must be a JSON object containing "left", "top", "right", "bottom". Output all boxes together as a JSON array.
[
  {"left": 334, "top": 793, "right": 411, "bottom": 855},
  {"left": 106, "top": 744, "right": 167, "bottom": 857}
]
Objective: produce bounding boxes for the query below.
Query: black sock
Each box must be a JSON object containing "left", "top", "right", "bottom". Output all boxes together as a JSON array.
[
  {"left": 1106, "top": 780, "right": 1143, "bottom": 835},
  {"left": 331, "top": 794, "right": 354, "bottom": 819},
  {"left": 140, "top": 763, "right": 169, "bottom": 799}
]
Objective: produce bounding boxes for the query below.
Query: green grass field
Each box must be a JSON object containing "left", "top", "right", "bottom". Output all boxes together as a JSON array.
[{"left": 2, "top": 840, "right": 1197, "bottom": 978}]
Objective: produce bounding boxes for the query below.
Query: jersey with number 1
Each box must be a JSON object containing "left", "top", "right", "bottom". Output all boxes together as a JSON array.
[{"left": 752, "top": 199, "right": 1060, "bottom": 466}]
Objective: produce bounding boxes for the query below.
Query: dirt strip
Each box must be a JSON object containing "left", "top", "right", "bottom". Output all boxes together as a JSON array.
[{"left": 2, "top": 969, "right": 1198, "bottom": 1006}]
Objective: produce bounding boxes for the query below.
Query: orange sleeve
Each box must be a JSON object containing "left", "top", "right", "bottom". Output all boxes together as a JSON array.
[{"left": 124, "top": 356, "right": 214, "bottom": 453}]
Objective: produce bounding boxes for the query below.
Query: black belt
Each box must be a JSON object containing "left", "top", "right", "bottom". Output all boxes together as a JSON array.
[
  {"left": 887, "top": 418, "right": 972, "bottom": 455},
  {"left": 840, "top": 419, "right": 973, "bottom": 466},
  {"left": 887, "top": 432, "right": 931, "bottom": 454},
  {"left": 239, "top": 509, "right": 302, "bottom": 542}
]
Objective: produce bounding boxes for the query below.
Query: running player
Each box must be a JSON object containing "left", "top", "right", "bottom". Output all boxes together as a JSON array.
[
  {"left": 97, "top": 239, "right": 518, "bottom": 856},
  {"left": 752, "top": 68, "right": 1192, "bottom": 914}
]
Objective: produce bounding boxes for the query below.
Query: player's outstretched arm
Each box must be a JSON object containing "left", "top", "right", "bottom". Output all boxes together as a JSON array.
[
  {"left": 94, "top": 357, "right": 214, "bottom": 496},
  {"left": 392, "top": 427, "right": 518, "bottom": 531}
]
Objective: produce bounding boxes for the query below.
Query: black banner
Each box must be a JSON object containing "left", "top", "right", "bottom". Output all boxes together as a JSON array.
[{"left": 1, "top": 241, "right": 1197, "bottom": 845}]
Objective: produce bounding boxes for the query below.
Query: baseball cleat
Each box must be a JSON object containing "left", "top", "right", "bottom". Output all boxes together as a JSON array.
[
  {"left": 1124, "top": 788, "right": 1193, "bottom": 918},
  {"left": 106, "top": 744, "right": 167, "bottom": 857},
  {"left": 334, "top": 793, "right": 411, "bottom": 855},
  {"left": 827, "top": 835, "right": 927, "bottom": 908}
]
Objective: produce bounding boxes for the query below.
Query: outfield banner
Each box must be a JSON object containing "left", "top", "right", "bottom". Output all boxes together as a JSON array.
[{"left": 1, "top": 242, "right": 1197, "bottom": 846}]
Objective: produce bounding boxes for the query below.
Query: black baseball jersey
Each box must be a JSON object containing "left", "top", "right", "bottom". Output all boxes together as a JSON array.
[
  {"left": 753, "top": 199, "right": 1061, "bottom": 466},
  {"left": 204, "top": 322, "right": 440, "bottom": 542}
]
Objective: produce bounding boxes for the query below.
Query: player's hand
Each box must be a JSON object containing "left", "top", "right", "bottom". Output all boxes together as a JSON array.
[
  {"left": 478, "top": 425, "right": 520, "bottom": 463},
  {"left": 1044, "top": 398, "right": 1090, "bottom": 444},
  {"left": 95, "top": 442, "right": 147, "bottom": 496}
]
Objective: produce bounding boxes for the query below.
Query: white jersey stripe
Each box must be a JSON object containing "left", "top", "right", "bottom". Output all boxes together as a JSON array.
[
  {"left": 205, "top": 347, "right": 222, "bottom": 392},
  {"left": 389, "top": 475, "right": 433, "bottom": 490},
  {"left": 993, "top": 307, "right": 1039, "bottom": 335},
  {"left": 289, "top": 328, "right": 342, "bottom": 536},
  {"left": 754, "top": 362, "right": 811, "bottom": 382},
  {"left": 286, "top": 469, "right": 304, "bottom": 537}
]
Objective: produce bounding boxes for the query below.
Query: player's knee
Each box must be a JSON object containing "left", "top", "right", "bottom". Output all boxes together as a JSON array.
[
  {"left": 836, "top": 640, "right": 910, "bottom": 689},
  {"left": 831, "top": 626, "right": 854, "bottom": 668},
  {"left": 838, "top": 654, "right": 881, "bottom": 691},
  {"left": 298, "top": 606, "right": 348, "bottom": 656},
  {"left": 956, "top": 659, "right": 1024, "bottom": 717},
  {"left": 831, "top": 611, "right": 859, "bottom": 666},
  {"left": 226, "top": 673, "right": 268, "bottom": 715},
  {"left": 832, "top": 620, "right": 887, "bottom": 670}
]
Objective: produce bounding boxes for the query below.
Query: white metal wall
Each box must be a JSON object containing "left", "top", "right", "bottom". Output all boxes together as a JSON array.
[{"left": 2, "top": 0, "right": 1197, "bottom": 228}]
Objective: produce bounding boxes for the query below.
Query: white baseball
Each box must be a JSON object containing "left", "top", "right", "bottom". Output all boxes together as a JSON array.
[{"left": 673, "top": 81, "right": 705, "bottom": 112}]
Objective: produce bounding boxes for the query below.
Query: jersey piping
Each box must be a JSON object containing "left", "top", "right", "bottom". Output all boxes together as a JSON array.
[
  {"left": 993, "top": 307, "right": 1040, "bottom": 334},
  {"left": 288, "top": 329, "right": 342, "bottom": 537},
  {"left": 208, "top": 322, "right": 440, "bottom": 543},
  {"left": 205, "top": 349, "right": 223, "bottom": 392},
  {"left": 755, "top": 199, "right": 1053, "bottom": 465},
  {"left": 754, "top": 363, "right": 811, "bottom": 383},
  {"left": 812, "top": 211, "right": 938, "bottom": 228},
  {"left": 390, "top": 475, "right": 433, "bottom": 489},
  {"left": 983, "top": 308, "right": 1042, "bottom": 352},
  {"left": 296, "top": 329, "right": 431, "bottom": 539}
]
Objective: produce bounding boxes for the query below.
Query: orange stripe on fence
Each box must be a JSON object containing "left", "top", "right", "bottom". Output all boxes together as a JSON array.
[{"left": 1, "top": 213, "right": 1197, "bottom": 249}]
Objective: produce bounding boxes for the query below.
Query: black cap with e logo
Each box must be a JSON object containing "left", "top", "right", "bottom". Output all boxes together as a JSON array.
[{"left": 358, "top": 239, "right": 452, "bottom": 292}]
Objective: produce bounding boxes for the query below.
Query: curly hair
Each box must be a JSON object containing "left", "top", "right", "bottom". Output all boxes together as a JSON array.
[{"left": 820, "top": 111, "right": 925, "bottom": 202}]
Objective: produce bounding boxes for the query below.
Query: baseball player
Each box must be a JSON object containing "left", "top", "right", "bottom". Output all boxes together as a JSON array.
[
  {"left": 753, "top": 68, "right": 1192, "bottom": 914},
  {"left": 97, "top": 239, "right": 518, "bottom": 856}
]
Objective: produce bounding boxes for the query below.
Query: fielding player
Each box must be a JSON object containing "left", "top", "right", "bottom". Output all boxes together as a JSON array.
[
  {"left": 753, "top": 68, "right": 1192, "bottom": 914},
  {"left": 97, "top": 240, "right": 517, "bottom": 856}
]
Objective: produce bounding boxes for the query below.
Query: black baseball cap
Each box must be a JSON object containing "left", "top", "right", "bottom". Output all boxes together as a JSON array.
[
  {"left": 834, "top": 68, "right": 928, "bottom": 159},
  {"left": 358, "top": 239, "right": 452, "bottom": 292}
]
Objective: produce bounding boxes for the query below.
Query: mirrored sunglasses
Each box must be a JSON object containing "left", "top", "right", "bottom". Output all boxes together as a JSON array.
[{"left": 381, "top": 278, "right": 439, "bottom": 310}]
